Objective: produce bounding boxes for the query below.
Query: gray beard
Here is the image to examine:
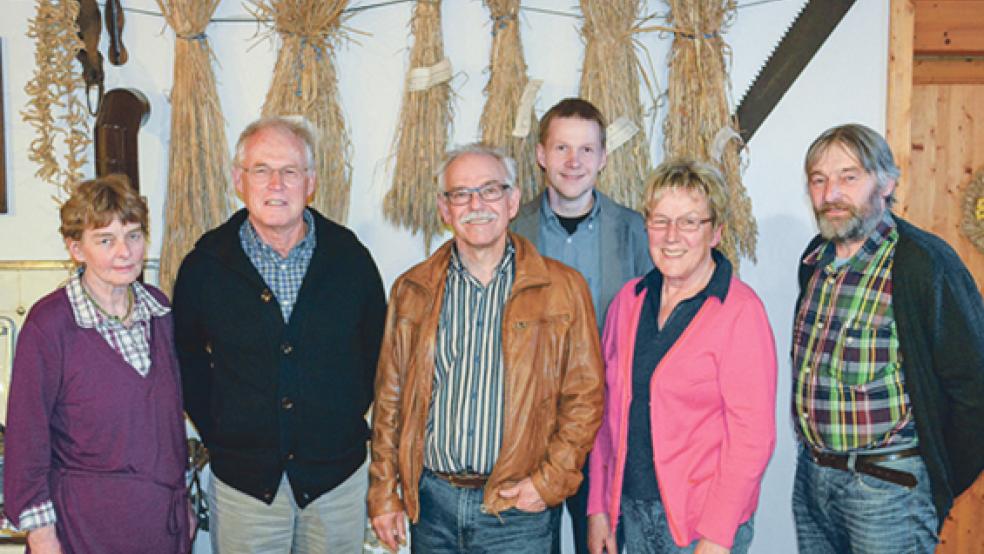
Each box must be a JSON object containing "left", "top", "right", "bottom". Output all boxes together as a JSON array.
[{"left": 815, "top": 191, "right": 885, "bottom": 244}]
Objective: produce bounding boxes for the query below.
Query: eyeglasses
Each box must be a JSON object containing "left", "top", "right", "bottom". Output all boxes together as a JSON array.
[
  {"left": 442, "top": 182, "right": 511, "bottom": 206},
  {"left": 645, "top": 215, "right": 714, "bottom": 232},
  {"left": 241, "top": 165, "right": 309, "bottom": 186}
]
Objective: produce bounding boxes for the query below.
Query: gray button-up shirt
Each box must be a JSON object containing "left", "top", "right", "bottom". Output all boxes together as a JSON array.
[{"left": 538, "top": 192, "right": 603, "bottom": 319}]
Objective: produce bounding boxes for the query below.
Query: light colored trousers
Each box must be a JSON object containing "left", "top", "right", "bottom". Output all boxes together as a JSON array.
[{"left": 208, "top": 460, "right": 369, "bottom": 553}]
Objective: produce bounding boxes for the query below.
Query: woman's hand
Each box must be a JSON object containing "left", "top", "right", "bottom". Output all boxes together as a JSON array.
[
  {"left": 587, "top": 513, "right": 617, "bottom": 554},
  {"left": 694, "top": 537, "right": 730, "bottom": 554},
  {"left": 27, "top": 525, "right": 63, "bottom": 554}
]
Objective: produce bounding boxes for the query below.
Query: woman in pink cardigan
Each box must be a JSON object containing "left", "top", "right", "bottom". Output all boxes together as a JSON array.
[{"left": 586, "top": 160, "right": 777, "bottom": 554}]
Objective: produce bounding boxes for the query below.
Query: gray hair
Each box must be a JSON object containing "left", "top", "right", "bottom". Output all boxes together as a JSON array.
[
  {"left": 804, "top": 123, "right": 899, "bottom": 205},
  {"left": 436, "top": 143, "right": 517, "bottom": 192},
  {"left": 235, "top": 115, "right": 318, "bottom": 169}
]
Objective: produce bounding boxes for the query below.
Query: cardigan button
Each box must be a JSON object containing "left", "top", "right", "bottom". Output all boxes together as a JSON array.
[
  {"left": 261, "top": 290, "right": 274, "bottom": 303},
  {"left": 282, "top": 342, "right": 293, "bottom": 355},
  {"left": 281, "top": 397, "right": 294, "bottom": 410},
  {"left": 263, "top": 491, "right": 273, "bottom": 501}
]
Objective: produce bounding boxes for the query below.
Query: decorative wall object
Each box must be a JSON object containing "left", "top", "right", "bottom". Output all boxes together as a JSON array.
[
  {"left": 963, "top": 168, "right": 984, "bottom": 256},
  {"left": 1, "top": 42, "right": 6, "bottom": 214},
  {"left": 384, "top": 0, "right": 452, "bottom": 252},
  {"left": 156, "top": 0, "right": 232, "bottom": 293},
  {"left": 479, "top": 0, "right": 540, "bottom": 200},
  {"left": 579, "top": 0, "right": 652, "bottom": 209},
  {"left": 23, "top": 0, "right": 88, "bottom": 197},
  {"left": 254, "top": 0, "right": 354, "bottom": 224},
  {"left": 663, "top": 0, "right": 757, "bottom": 265}
]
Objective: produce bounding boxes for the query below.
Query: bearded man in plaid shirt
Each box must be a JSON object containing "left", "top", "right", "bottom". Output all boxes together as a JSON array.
[{"left": 791, "top": 123, "right": 984, "bottom": 554}]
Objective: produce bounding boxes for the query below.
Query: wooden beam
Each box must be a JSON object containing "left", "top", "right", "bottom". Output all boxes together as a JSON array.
[
  {"left": 914, "top": 57, "right": 984, "bottom": 84},
  {"left": 914, "top": 1, "right": 984, "bottom": 56},
  {"left": 888, "top": 0, "right": 916, "bottom": 198}
]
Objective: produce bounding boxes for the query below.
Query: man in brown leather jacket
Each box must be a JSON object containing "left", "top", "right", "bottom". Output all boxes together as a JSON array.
[{"left": 368, "top": 143, "right": 605, "bottom": 553}]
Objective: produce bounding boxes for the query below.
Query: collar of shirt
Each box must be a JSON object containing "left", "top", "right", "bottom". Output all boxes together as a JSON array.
[
  {"left": 67, "top": 268, "right": 169, "bottom": 329},
  {"left": 240, "top": 208, "right": 317, "bottom": 263},
  {"left": 538, "top": 189, "right": 601, "bottom": 229},
  {"left": 448, "top": 239, "right": 516, "bottom": 286},
  {"left": 803, "top": 210, "right": 898, "bottom": 273},
  {"left": 634, "top": 248, "right": 732, "bottom": 302}
]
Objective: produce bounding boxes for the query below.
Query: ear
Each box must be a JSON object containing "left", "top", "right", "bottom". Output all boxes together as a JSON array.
[
  {"left": 506, "top": 185, "right": 521, "bottom": 220},
  {"left": 437, "top": 195, "right": 453, "bottom": 226},
  {"left": 66, "top": 237, "right": 86, "bottom": 265},
  {"left": 535, "top": 142, "right": 546, "bottom": 170},
  {"left": 305, "top": 171, "right": 317, "bottom": 204},
  {"left": 880, "top": 178, "right": 897, "bottom": 201},
  {"left": 233, "top": 167, "right": 246, "bottom": 199},
  {"left": 709, "top": 223, "right": 723, "bottom": 249},
  {"left": 599, "top": 147, "right": 608, "bottom": 172}
]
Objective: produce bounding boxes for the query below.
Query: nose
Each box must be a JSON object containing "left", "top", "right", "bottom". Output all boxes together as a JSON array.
[
  {"left": 822, "top": 178, "right": 842, "bottom": 203},
  {"left": 664, "top": 221, "right": 681, "bottom": 242},
  {"left": 468, "top": 188, "right": 484, "bottom": 208},
  {"left": 116, "top": 239, "right": 132, "bottom": 259},
  {"left": 267, "top": 169, "right": 285, "bottom": 190},
  {"left": 565, "top": 149, "right": 580, "bottom": 168}
]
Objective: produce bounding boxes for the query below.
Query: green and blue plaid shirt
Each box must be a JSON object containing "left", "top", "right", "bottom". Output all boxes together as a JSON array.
[{"left": 792, "top": 212, "right": 917, "bottom": 452}]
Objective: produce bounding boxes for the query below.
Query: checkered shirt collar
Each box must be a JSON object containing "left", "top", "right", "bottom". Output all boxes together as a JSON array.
[{"left": 67, "top": 268, "right": 169, "bottom": 329}]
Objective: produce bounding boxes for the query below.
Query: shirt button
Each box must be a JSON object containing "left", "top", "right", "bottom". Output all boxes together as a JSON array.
[
  {"left": 816, "top": 322, "right": 824, "bottom": 329},
  {"left": 282, "top": 397, "right": 294, "bottom": 410},
  {"left": 280, "top": 264, "right": 287, "bottom": 271},
  {"left": 845, "top": 336, "right": 854, "bottom": 344},
  {"left": 801, "top": 412, "right": 809, "bottom": 418},
  {"left": 566, "top": 237, "right": 572, "bottom": 244}
]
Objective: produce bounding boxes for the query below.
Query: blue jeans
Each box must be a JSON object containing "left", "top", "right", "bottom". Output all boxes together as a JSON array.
[
  {"left": 621, "top": 497, "right": 754, "bottom": 554},
  {"left": 792, "top": 446, "right": 938, "bottom": 554},
  {"left": 411, "top": 469, "right": 560, "bottom": 553}
]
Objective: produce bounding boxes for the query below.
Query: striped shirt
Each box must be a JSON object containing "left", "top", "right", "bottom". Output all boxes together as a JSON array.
[
  {"left": 424, "top": 242, "right": 516, "bottom": 474},
  {"left": 239, "top": 208, "right": 316, "bottom": 322},
  {"left": 1, "top": 270, "right": 168, "bottom": 532},
  {"left": 792, "top": 212, "right": 916, "bottom": 452}
]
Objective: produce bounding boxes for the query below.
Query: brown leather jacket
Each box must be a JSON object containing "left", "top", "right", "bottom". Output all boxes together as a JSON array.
[{"left": 367, "top": 233, "right": 604, "bottom": 522}]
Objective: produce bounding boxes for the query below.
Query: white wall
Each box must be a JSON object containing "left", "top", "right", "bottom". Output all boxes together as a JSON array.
[{"left": 0, "top": 0, "right": 890, "bottom": 552}]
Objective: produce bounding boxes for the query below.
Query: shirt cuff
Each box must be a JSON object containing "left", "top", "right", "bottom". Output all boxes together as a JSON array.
[{"left": 2, "top": 500, "right": 57, "bottom": 531}]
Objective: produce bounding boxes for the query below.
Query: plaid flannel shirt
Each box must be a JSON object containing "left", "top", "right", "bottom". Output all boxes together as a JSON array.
[
  {"left": 239, "top": 209, "right": 316, "bottom": 322},
  {"left": 792, "top": 213, "right": 917, "bottom": 452}
]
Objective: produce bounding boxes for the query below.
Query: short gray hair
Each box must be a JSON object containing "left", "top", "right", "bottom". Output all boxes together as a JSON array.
[
  {"left": 805, "top": 123, "right": 899, "bottom": 205},
  {"left": 436, "top": 143, "right": 517, "bottom": 192},
  {"left": 235, "top": 115, "right": 317, "bottom": 169}
]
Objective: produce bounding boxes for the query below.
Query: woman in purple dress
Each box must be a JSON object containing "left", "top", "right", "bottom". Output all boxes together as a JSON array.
[{"left": 2, "top": 176, "right": 191, "bottom": 553}]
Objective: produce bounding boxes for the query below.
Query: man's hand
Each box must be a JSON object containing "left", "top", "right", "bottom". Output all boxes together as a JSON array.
[
  {"left": 694, "top": 537, "right": 730, "bottom": 554},
  {"left": 587, "top": 513, "right": 617, "bottom": 554},
  {"left": 498, "top": 477, "right": 546, "bottom": 512},
  {"left": 371, "top": 510, "right": 407, "bottom": 553},
  {"left": 27, "top": 525, "right": 63, "bottom": 554}
]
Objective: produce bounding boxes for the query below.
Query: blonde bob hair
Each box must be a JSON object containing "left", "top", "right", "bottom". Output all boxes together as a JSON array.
[{"left": 642, "top": 159, "right": 729, "bottom": 225}]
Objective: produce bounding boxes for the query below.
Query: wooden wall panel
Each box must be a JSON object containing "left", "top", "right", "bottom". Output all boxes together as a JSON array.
[
  {"left": 904, "top": 84, "right": 984, "bottom": 291},
  {"left": 914, "top": 1, "right": 984, "bottom": 55}
]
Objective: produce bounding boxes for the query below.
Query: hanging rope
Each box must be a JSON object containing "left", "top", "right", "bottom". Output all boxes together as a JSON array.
[
  {"left": 663, "top": 0, "right": 757, "bottom": 266},
  {"left": 578, "top": 0, "right": 653, "bottom": 209},
  {"left": 156, "top": 0, "right": 233, "bottom": 293},
  {"left": 479, "top": 0, "right": 540, "bottom": 200},
  {"left": 23, "top": 0, "right": 88, "bottom": 197},
  {"left": 383, "top": 0, "right": 452, "bottom": 252},
  {"left": 252, "top": 0, "right": 355, "bottom": 223}
]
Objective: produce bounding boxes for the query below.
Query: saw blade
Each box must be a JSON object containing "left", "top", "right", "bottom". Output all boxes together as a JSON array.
[{"left": 734, "top": 0, "right": 856, "bottom": 143}]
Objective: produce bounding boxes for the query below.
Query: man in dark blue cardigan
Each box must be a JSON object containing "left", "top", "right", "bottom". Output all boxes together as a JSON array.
[
  {"left": 173, "top": 116, "right": 386, "bottom": 553},
  {"left": 791, "top": 123, "right": 984, "bottom": 553}
]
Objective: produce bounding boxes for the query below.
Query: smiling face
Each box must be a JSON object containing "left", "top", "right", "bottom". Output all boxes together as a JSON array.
[
  {"left": 536, "top": 116, "right": 607, "bottom": 210},
  {"left": 234, "top": 126, "right": 315, "bottom": 242},
  {"left": 67, "top": 217, "right": 146, "bottom": 293},
  {"left": 437, "top": 152, "right": 520, "bottom": 258},
  {"left": 645, "top": 188, "right": 721, "bottom": 288},
  {"left": 807, "top": 142, "right": 893, "bottom": 256}
]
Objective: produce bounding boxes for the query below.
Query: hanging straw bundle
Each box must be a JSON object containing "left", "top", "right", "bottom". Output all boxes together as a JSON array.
[
  {"left": 662, "top": 0, "right": 756, "bottom": 265},
  {"left": 579, "top": 0, "right": 652, "bottom": 209},
  {"left": 253, "top": 0, "right": 354, "bottom": 223},
  {"left": 479, "top": 0, "right": 540, "bottom": 199},
  {"left": 156, "top": 0, "right": 233, "bottom": 293},
  {"left": 23, "top": 0, "right": 88, "bottom": 196},
  {"left": 383, "top": 0, "right": 452, "bottom": 251}
]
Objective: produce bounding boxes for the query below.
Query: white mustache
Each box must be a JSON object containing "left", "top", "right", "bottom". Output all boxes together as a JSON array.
[{"left": 459, "top": 210, "right": 498, "bottom": 224}]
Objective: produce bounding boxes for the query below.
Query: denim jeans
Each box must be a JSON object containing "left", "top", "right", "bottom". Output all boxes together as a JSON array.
[
  {"left": 621, "top": 497, "right": 754, "bottom": 554},
  {"left": 792, "top": 446, "right": 938, "bottom": 554},
  {"left": 411, "top": 469, "right": 560, "bottom": 553}
]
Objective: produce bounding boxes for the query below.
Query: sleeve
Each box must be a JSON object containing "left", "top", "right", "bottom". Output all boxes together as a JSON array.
[
  {"left": 932, "top": 262, "right": 984, "bottom": 496},
  {"left": 587, "top": 288, "right": 625, "bottom": 518},
  {"left": 530, "top": 271, "right": 606, "bottom": 507},
  {"left": 366, "top": 280, "right": 409, "bottom": 518},
  {"left": 1, "top": 500, "right": 57, "bottom": 532},
  {"left": 695, "top": 293, "right": 778, "bottom": 548},
  {"left": 2, "top": 318, "right": 62, "bottom": 530},
  {"left": 171, "top": 252, "right": 213, "bottom": 443},
  {"left": 359, "top": 250, "right": 388, "bottom": 414}
]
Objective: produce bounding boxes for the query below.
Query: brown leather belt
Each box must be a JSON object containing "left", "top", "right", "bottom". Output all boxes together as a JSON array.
[
  {"left": 808, "top": 446, "right": 921, "bottom": 488},
  {"left": 431, "top": 470, "right": 490, "bottom": 489}
]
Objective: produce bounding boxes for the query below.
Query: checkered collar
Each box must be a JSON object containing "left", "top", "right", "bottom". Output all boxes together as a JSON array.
[{"left": 67, "top": 268, "right": 169, "bottom": 329}]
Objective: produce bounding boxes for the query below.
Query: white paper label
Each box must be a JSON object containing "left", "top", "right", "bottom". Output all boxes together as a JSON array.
[
  {"left": 511, "top": 79, "right": 544, "bottom": 138},
  {"left": 606, "top": 116, "right": 639, "bottom": 152},
  {"left": 407, "top": 58, "right": 453, "bottom": 91}
]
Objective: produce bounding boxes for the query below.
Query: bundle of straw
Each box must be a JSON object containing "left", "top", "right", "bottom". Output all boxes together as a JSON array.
[
  {"left": 479, "top": 0, "right": 539, "bottom": 199},
  {"left": 384, "top": 0, "right": 452, "bottom": 252},
  {"left": 663, "top": 0, "right": 757, "bottom": 265},
  {"left": 253, "top": 0, "right": 354, "bottom": 224},
  {"left": 23, "top": 0, "right": 88, "bottom": 196},
  {"left": 156, "top": 0, "right": 233, "bottom": 293},
  {"left": 579, "top": 0, "right": 651, "bottom": 209}
]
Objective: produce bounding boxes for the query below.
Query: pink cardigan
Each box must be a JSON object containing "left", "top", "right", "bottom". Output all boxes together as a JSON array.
[{"left": 587, "top": 276, "right": 777, "bottom": 548}]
